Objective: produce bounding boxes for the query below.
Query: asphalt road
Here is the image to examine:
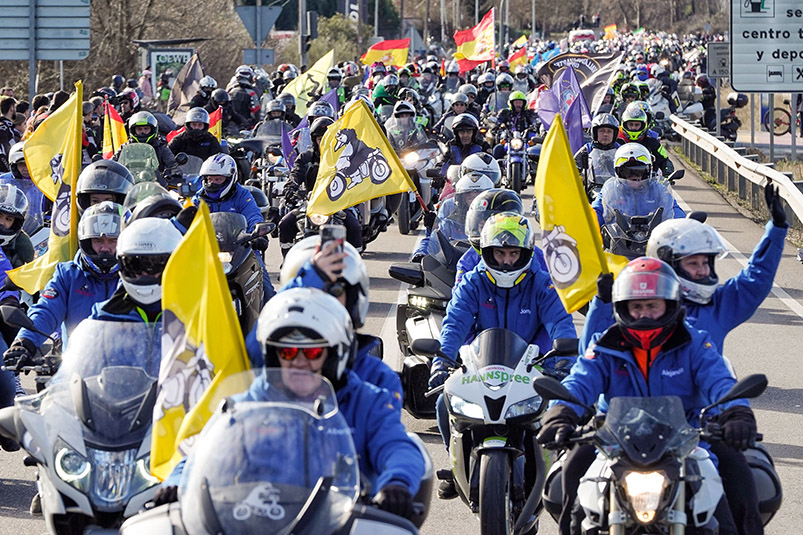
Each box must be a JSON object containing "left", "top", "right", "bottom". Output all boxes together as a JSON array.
[{"left": 1, "top": 153, "right": 802, "bottom": 534}]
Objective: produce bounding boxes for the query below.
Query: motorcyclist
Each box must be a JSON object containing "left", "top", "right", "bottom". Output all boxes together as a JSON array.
[
  {"left": 113, "top": 111, "right": 182, "bottom": 185},
  {"left": 326, "top": 67, "right": 351, "bottom": 106},
  {"left": 439, "top": 61, "right": 463, "bottom": 93},
  {"left": 573, "top": 112, "right": 621, "bottom": 185},
  {"left": 111, "top": 74, "right": 125, "bottom": 95},
  {"left": 458, "top": 83, "right": 482, "bottom": 118},
  {"left": 0, "top": 184, "right": 31, "bottom": 273},
  {"left": 591, "top": 143, "right": 683, "bottom": 229},
  {"left": 512, "top": 65, "right": 536, "bottom": 93},
  {"left": 482, "top": 72, "right": 514, "bottom": 115},
  {"left": 651, "top": 64, "right": 678, "bottom": 114},
  {"left": 431, "top": 213, "right": 577, "bottom": 498},
  {"left": 157, "top": 288, "right": 427, "bottom": 521},
  {"left": 385, "top": 101, "right": 427, "bottom": 153},
  {"left": 366, "top": 61, "right": 387, "bottom": 91},
  {"left": 372, "top": 74, "right": 400, "bottom": 108},
  {"left": 76, "top": 159, "right": 135, "bottom": 215},
  {"left": 432, "top": 93, "right": 471, "bottom": 137},
  {"left": 167, "top": 107, "right": 223, "bottom": 162},
  {"left": 3, "top": 202, "right": 125, "bottom": 372},
  {"left": 475, "top": 71, "right": 497, "bottom": 106},
  {"left": 277, "top": 236, "right": 403, "bottom": 407},
  {"left": 82, "top": 101, "right": 102, "bottom": 160},
  {"left": 613, "top": 81, "right": 640, "bottom": 121},
  {"left": 89, "top": 217, "right": 183, "bottom": 323},
  {"left": 117, "top": 88, "right": 141, "bottom": 124},
  {"left": 537, "top": 257, "right": 751, "bottom": 535},
  {"left": 192, "top": 153, "right": 263, "bottom": 232},
  {"left": 0, "top": 142, "right": 44, "bottom": 236},
  {"left": 228, "top": 65, "right": 260, "bottom": 128},
  {"left": 0, "top": 96, "right": 19, "bottom": 172},
  {"left": 492, "top": 90, "right": 538, "bottom": 159},
  {"left": 696, "top": 73, "right": 717, "bottom": 131},
  {"left": 596, "top": 86, "right": 615, "bottom": 114},
  {"left": 188, "top": 75, "right": 217, "bottom": 109},
  {"left": 0, "top": 190, "right": 21, "bottom": 451},
  {"left": 617, "top": 104, "right": 674, "bottom": 176},
  {"left": 204, "top": 88, "right": 248, "bottom": 135},
  {"left": 277, "top": 92, "right": 302, "bottom": 128},
  {"left": 437, "top": 113, "right": 490, "bottom": 177}
]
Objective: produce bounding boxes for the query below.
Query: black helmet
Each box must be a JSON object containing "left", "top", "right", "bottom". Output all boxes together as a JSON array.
[
  {"left": 211, "top": 88, "right": 230, "bottom": 104},
  {"left": 310, "top": 117, "right": 334, "bottom": 139},
  {"left": 78, "top": 201, "right": 125, "bottom": 276},
  {"left": 277, "top": 92, "right": 295, "bottom": 111},
  {"left": 76, "top": 160, "right": 135, "bottom": 212},
  {"left": 128, "top": 194, "right": 182, "bottom": 224},
  {"left": 266, "top": 99, "right": 286, "bottom": 118},
  {"left": 451, "top": 113, "right": 479, "bottom": 135},
  {"left": 111, "top": 74, "right": 125, "bottom": 91}
]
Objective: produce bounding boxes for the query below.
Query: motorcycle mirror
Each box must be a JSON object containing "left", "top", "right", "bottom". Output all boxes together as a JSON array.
[
  {"left": 655, "top": 111, "right": 666, "bottom": 120},
  {"left": 236, "top": 222, "right": 275, "bottom": 245},
  {"left": 700, "top": 374, "right": 768, "bottom": 423},
  {"left": 410, "top": 338, "right": 441, "bottom": 358},
  {"left": 174, "top": 152, "right": 189, "bottom": 166},
  {"left": 667, "top": 169, "right": 685, "bottom": 181},
  {"left": 425, "top": 168, "right": 441, "bottom": 178},
  {"left": 0, "top": 305, "right": 34, "bottom": 331},
  {"left": 532, "top": 376, "right": 591, "bottom": 411},
  {"left": 687, "top": 211, "right": 708, "bottom": 223},
  {"left": 551, "top": 338, "right": 579, "bottom": 357}
]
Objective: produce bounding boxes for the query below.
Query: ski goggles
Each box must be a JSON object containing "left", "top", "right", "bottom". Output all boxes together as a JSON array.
[{"left": 276, "top": 346, "right": 326, "bottom": 361}]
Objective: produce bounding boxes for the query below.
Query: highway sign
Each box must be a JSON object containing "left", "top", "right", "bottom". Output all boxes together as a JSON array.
[
  {"left": 242, "top": 48, "right": 275, "bottom": 65},
  {"left": 0, "top": 0, "right": 90, "bottom": 61},
  {"left": 235, "top": 5, "right": 281, "bottom": 47},
  {"left": 730, "top": 0, "right": 803, "bottom": 91},
  {"left": 707, "top": 42, "right": 730, "bottom": 78}
]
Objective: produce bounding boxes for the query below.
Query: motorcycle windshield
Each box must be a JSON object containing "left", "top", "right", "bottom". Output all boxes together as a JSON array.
[
  {"left": 376, "top": 104, "right": 394, "bottom": 123},
  {"left": 386, "top": 117, "right": 428, "bottom": 151},
  {"left": 122, "top": 182, "right": 172, "bottom": 213},
  {"left": 601, "top": 178, "right": 674, "bottom": 225},
  {"left": 254, "top": 120, "right": 284, "bottom": 143},
  {"left": 465, "top": 328, "right": 530, "bottom": 370},
  {"left": 181, "top": 369, "right": 360, "bottom": 535},
  {"left": 589, "top": 149, "right": 616, "bottom": 186},
  {"left": 180, "top": 155, "right": 204, "bottom": 176},
  {"left": 597, "top": 396, "right": 699, "bottom": 465},
  {"left": 117, "top": 144, "right": 160, "bottom": 183}
]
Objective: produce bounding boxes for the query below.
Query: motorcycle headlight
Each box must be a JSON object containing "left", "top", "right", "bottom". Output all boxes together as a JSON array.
[
  {"left": 504, "top": 395, "right": 542, "bottom": 419},
  {"left": 448, "top": 394, "right": 484, "bottom": 420},
  {"left": 55, "top": 443, "right": 91, "bottom": 492},
  {"left": 408, "top": 295, "right": 447, "bottom": 310},
  {"left": 510, "top": 138, "right": 524, "bottom": 150},
  {"left": 403, "top": 152, "right": 420, "bottom": 167},
  {"left": 90, "top": 448, "right": 159, "bottom": 509},
  {"left": 309, "top": 213, "right": 330, "bottom": 226},
  {"left": 218, "top": 251, "right": 233, "bottom": 274},
  {"left": 623, "top": 470, "right": 667, "bottom": 524}
]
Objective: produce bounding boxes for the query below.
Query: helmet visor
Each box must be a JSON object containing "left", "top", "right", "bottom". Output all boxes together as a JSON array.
[{"left": 119, "top": 254, "right": 171, "bottom": 285}]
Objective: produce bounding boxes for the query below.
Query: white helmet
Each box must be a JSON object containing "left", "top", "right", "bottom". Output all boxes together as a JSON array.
[
  {"left": 200, "top": 153, "right": 237, "bottom": 200},
  {"left": 256, "top": 288, "right": 355, "bottom": 385},
  {"left": 279, "top": 236, "right": 370, "bottom": 328},
  {"left": 199, "top": 75, "right": 217, "bottom": 92},
  {"left": 8, "top": 142, "right": 25, "bottom": 166},
  {"left": 454, "top": 171, "right": 495, "bottom": 216},
  {"left": 459, "top": 152, "right": 501, "bottom": 186},
  {"left": 614, "top": 142, "right": 654, "bottom": 187},
  {"left": 0, "top": 184, "right": 28, "bottom": 246},
  {"left": 116, "top": 218, "right": 183, "bottom": 305},
  {"left": 645, "top": 218, "right": 728, "bottom": 304}
]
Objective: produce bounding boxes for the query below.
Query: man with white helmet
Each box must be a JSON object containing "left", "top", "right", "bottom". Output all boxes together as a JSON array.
[
  {"left": 188, "top": 75, "right": 217, "bottom": 109},
  {"left": 192, "top": 153, "right": 262, "bottom": 232}
]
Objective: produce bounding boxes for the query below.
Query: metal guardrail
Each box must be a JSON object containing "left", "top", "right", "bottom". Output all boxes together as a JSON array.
[{"left": 670, "top": 114, "right": 803, "bottom": 229}]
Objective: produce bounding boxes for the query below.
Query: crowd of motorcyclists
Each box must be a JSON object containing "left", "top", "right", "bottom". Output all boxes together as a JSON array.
[{"left": 0, "top": 24, "right": 789, "bottom": 535}]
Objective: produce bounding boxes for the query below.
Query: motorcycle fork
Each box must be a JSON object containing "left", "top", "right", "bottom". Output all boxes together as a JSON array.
[
  {"left": 609, "top": 483, "right": 625, "bottom": 535},
  {"left": 670, "top": 477, "right": 686, "bottom": 535}
]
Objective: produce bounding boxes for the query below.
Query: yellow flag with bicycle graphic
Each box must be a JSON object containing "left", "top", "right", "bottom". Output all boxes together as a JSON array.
[{"left": 306, "top": 100, "right": 415, "bottom": 217}]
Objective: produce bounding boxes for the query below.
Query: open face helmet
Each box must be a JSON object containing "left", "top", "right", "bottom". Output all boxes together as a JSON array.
[
  {"left": 591, "top": 113, "right": 619, "bottom": 147},
  {"left": 392, "top": 100, "right": 416, "bottom": 119},
  {"left": 308, "top": 100, "right": 335, "bottom": 120},
  {"left": 116, "top": 218, "right": 183, "bottom": 305},
  {"left": 266, "top": 99, "right": 286, "bottom": 120},
  {"left": 211, "top": 88, "right": 230, "bottom": 105},
  {"left": 185, "top": 107, "right": 210, "bottom": 131},
  {"left": 458, "top": 83, "right": 478, "bottom": 99},
  {"left": 508, "top": 90, "right": 527, "bottom": 110},
  {"left": 454, "top": 171, "right": 494, "bottom": 217},
  {"left": 495, "top": 72, "right": 514, "bottom": 91},
  {"left": 479, "top": 213, "right": 535, "bottom": 288},
  {"left": 450, "top": 113, "right": 479, "bottom": 141},
  {"left": 199, "top": 76, "right": 217, "bottom": 95},
  {"left": 8, "top": 142, "right": 27, "bottom": 181}
]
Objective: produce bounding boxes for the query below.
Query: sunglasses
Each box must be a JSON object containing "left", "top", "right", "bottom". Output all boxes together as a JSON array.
[{"left": 276, "top": 346, "right": 325, "bottom": 361}]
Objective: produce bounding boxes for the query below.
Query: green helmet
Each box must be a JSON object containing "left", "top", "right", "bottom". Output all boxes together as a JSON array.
[
  {"left": 620, "top": 105, "right": 649, "bottom": 141},
  {"left": 479, "top": 212, "right": 535, "bottom": 288},
  {"left": 508, "top": 90, "right": 527, "bottom": 109}
]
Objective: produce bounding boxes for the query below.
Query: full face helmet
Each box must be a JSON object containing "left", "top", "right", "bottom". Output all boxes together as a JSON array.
[
  {"left": 78, "top": 201, "right": 125, "bottom": 277},
  {"left": 612, "top": 256, "right": 683, "bottom": 350},
  {"left": 495, "top": 73, "right": 514, "bottom": 91},
  {"left": 514, "top": 65, "right": 529, "bottom": 81},
  {"left": 277, "top": 93, "right": 296, "bottom": 113},
  {"left": 459, "top": 152, "right": 501, "bottom": 186},
  {"left": 478, "top": 72, "right": 496, "bottom": 89},
  {"left": 279, "top": 236, "right": 370, "bottom": 328},
  {"left": 382, "top": 74, "right": 399, "bottom": 95},
  {"left": 646, "top": 218, "right": 728, "bottom": 305},
  {"left": 256, "top": 287, "right": 356, "bottom": 388},
  {"left": 76, "top": 160, "right": 135, "bottom": 213},
  {"left": 211, "top": 88, "right": 230, "bottom": 105},
  {"left": 327, "top": 67, "right": 343, "bottom": 88},
  {"left": 613, "top": 143, "right": 653, "bottom": 188},
  {"left": 479, "top": 212, "right": 535, "bottom": 288},
  {"left": 0, "top": 184, "right": 28, "bottom": 245},
  {"left": 465, "top": 189, "right": 524, "bottom": 251},
  {"left": 454, "top": 171, "right": 495, "bottom": 218},
  {"left": 200, "top": 153, "right": 238, "bottom": 200},
  {"left": 199, "top": 75, "right": 217, "bottom": 96},
  {"left": 8, "top": 142, "right": 27, "bottom": 181},
  {"left": 458, "top": 83, "right": 478, "bottom": 99},
  {"left": 128, "top": 111, "right": 158, "bottom": 143},
  {"left": 116, "top": 217, "right": 183, "bottom": 305},
  {"left": 619, "top": 82, "right": 640, "bottom": 102},
  {"left": 620, "top": 105, "right": 649, "bottom": 141},
  {"left": 308, "top": 100, "right": 335, "bottom": 121},
  {"left": 118, "top": 88, "right": 140, "bottom": 111},
  {"left": 266, "top": 99, "right": 286, "bottom": 120}
]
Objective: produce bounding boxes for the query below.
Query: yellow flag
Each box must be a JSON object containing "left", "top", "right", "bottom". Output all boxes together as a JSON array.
[
  {"left": 511, "top": 34, "right": 528, "bottom": 49},
  {"left": 150, "top": 202, "right": 251, "bottom": 480},
  {"left": 281, "top": 49, "right": 335, "bottom": 116},
  {"left": 534, "top": 115, "right": 628, "bottom": 313},
  {"left": 9, "top": 82, "right": 83, "bottom": 294},
  {"left": 306, "top": 100, "right": 415, "bottom": 217}
]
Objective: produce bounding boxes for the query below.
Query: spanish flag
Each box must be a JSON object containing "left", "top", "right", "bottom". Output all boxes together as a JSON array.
[
  {"left": 10, "top": 82, "right": 83, "bottom": 294},
  {"left": 360, "top": 38, "right": 411, "bottom": 68},
  {"left": 508, "top": 47, "right": 527, "bottom": 70},
  {"left": 282, "top": 49, "right": 335, "bottom": 116},
  {"left": 603, "top": 23, "right": 618, "bottom": 40},
  {"left": 101, "top": 100, "right": 128, "bottom": 159},
  {"left": 306, "top": 100, "right": 415, "bottom": 217},
  {"left": 511, "top": 34, "right": 528, "bottom": 49},
  {"left": 150, "top": 202, "right": 252, "bottom": 480},
  {"left": 534, "top": 115, "right": 628, "bottom": 313},
  {"left": 454, "top": 8, "right": 495, "bottom": 72},
  {"left": 208, "top": 107, "right": 222, "bottom": 141}
]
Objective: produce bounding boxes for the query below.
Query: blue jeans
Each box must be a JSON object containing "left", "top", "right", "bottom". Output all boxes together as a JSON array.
[
  {"left": 0, "top": 337, "right": 15, "bottom": 408},
  {"left": 436, "top": 393, "right": 450, "bottom": 450}
]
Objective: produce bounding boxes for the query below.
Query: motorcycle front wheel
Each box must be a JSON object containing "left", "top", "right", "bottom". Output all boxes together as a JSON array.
[
  {"left": 479, "top": 450, "right": 514, "bottom": 535},
  {"left": 509, "top": 162, "right": 523, "bottom": 194},
  {"left": 398, "top": 195, "right": 411, "bottom": 235}
]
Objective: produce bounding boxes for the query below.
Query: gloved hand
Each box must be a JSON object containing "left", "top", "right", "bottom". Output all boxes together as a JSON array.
[
  {"left": 428, "top": 359, "right": 450, "bottom": 390},
  {"left": 151, "top": 485, "right": 179, "bottom": 506},
  {"left": 764, "top": 182, "right": 787, "bottom": 227},
  {"left": 423, "top": 210, "right": 437, "bottom": 231},
  {"left": 175, "top": 205, "right": 197, "bottom": 232},
  {"left": 3, "top": 338, "right": 36, "bottom": 372},
  {"left": 537, "top": 404, "right": 580, "bottom": 449},
  {"left": 411, "top": 253, "right": 426, "bottom": 263},
  {"left": 373, "top": 483, "right": 413, "bottom": 519},
  {"left": 596, "top": 272, "right": 614, "bottom": 303},
  {"left": 719, "top": 405, "right": 757, "bottom": 451},
  {"left": 252, "top": 236, "right": 269, "bottom": 252}
]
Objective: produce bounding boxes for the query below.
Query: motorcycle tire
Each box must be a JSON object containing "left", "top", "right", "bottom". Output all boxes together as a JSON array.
[
  {"left": 509, "top": 162, "right": 523, "bottom": 194},
  {"left": 479, "top": 450, "right": 514, "bottom": 535},
  {"left": 398, "top": 198, "right": 411, "bottom": 235}
]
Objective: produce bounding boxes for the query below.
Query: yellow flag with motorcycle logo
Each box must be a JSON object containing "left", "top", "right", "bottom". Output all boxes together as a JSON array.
[
  {"left": 281, "top": 49, "right": 335, "bottom": 116},
  {"left": 150, "top": 202, "right": 252, "bottom": 480},
  {"left": 9, "top": 81, "right": 83, "bottom": 294},
  {"left": 534, "top": 114, "right": 628, "bottom": 313},
  {"left": 306, "top": 100, "right": 416, "bottom": 217}
]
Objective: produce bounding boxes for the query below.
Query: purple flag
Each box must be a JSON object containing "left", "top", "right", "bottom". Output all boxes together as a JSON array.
[
  {"left": 564, "top": 97, "right": 585, "bottom": 155},
  {"left": 291, "top": 88, "right": 340, "bottom": 135},
  {"left": 536, "top": 87, "right": 560, "bottom": 131},
  {"left": 281, "top": 123, "right": 296, "bottom": 169},
  {"left": 550, "top": 66, "right": 592, "bottom": 129}
]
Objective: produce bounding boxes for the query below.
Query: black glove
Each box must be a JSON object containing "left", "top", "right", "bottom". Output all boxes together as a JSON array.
[
  {"left": 719, "top": 405, "right": 757, "bottom": 451},
  {"left": 764, "top": 182, "right": 787, "bottom": 227},
  {"left": 3, "top": 338, "right": 36, "bottom": 372},
  {"left": 423, "top": 210, "right": 437, "bottom": 231},
  {"left": 428, "top": 359, "right": 450, "bottom": 390},
  {"left": 596, "top": 272, "right": 614, "bottom": 304},
  {"left": 252, "top": 236, "right": 269, "bottom": 252},
  {"left": 537, "top": 404, "right": 580, "bottom": 449},
  {"left": 411, "top": 253, "right": 426, "bottom": 263},
  {"left": 175, "top": 205, "right": 197, "bottom": 232},
  {"left": 373, "top": 483, "right": 413, "bottom": 518},
  {"left": 151, "top": 485, "right": 179, "bottom": 506}
]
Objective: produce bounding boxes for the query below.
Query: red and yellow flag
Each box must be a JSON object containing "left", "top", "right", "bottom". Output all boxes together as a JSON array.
[
  {"left": 360, "top": 38, "right": 411, "bottom": 68},
  {"left": 208, "top": 107, "right": 222, "bottom": 141},
  {"left": 454, "top": 8, "right": 495, "bottom": 72},
  {"left": 603, "top": 24, "right": 618, "bottom": 40},
  {"left": 508, "top": 47, "right": 527, "bottom": 70},
  {"left": 102, "top": 100, "right": 128, "bottom": 159}
]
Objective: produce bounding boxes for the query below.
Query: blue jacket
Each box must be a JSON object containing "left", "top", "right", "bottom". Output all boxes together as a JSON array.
[
  {"left": 559, "top": 322, "right": 747, "bottom": 427},
  {"left": 193, "top": 183, "right": 263, "bottom": 231},
  {"left": 413, "top": 197, "right": 465, "bottom": 258},
  {"left": 18, "top": 254, "right": 119, "bottom": 348},
  {"left": 580, "top": 220, "right": 788, "bottom": 354},
  {"left": 439, "top": 142, "right": 485, "bottom": 176},
  {"left": 0, "top": 247, "right": 17, "bottom": 303},
  {"left": 455, "top": 246, "right": 549, "bottom": 285},
  {"left": 89, "top": 285, "right": 162, "bottom": 324},
  {"left": 591, "top": 178, "right": 685, "bottom": 229},
  {"left": 438, "top": 262, "right": 577, "bottom": 361}
]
